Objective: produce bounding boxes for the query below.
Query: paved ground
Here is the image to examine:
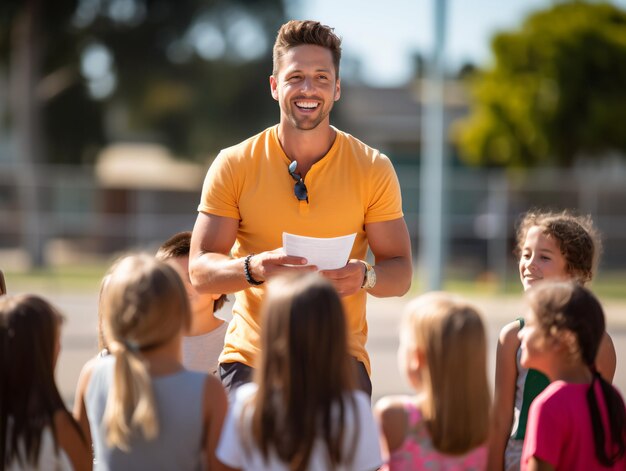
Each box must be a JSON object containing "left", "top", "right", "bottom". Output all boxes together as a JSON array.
[{"left": 38, "top": 289, "right": 626, "bottom": 406}]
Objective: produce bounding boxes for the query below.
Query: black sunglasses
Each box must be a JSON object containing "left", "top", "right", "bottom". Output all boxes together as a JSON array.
[{"left": 288, "top": 161, "right": 308, "bottom": 203}]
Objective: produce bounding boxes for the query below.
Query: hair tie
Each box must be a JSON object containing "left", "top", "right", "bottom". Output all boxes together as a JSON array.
[{"left": 124, "top": 340, "right": 140, "bottom": 352}]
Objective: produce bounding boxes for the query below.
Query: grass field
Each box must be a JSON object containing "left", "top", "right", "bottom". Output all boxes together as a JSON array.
[{"left": 4, "top": 262, "right": 626, "bottom": 299}]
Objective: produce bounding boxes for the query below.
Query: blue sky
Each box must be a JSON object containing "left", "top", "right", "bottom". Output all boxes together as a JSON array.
[{"left": 286, "top": 0, "right": 626, "bottom": 87}]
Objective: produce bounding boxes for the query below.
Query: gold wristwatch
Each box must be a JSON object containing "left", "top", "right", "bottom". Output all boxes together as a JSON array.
[{"left": 361, "top": 261, "right": 377, "bottom": 289}]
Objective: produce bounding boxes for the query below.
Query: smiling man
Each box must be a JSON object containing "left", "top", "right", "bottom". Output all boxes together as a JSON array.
[{"left": 190, "top": 20, "right": 412, "bottom": 396}]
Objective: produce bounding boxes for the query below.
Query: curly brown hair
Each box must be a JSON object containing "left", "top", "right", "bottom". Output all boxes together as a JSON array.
[{"left": 515, "top": 210, "right": 601, "bottom": 285}]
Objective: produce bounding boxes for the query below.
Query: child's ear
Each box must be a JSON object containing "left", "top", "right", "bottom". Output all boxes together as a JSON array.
[
  {"left": 553, "top": 330, "right": 578, "bottom": 354},
  {"left": 409, "top": 348, "right": 425, "bottom": 373},
  {"left": 211, "top": 293, "right": 221, "bottom": 301}
]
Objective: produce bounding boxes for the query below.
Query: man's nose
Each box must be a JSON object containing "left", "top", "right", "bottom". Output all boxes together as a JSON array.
[{"left": 300, "top": 77, "right": 314, "bottom": 93}]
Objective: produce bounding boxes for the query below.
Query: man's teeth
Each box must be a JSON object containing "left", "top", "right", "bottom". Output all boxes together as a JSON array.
[{"left": 296, "top": 101, "right": 318, "bottom": 109}]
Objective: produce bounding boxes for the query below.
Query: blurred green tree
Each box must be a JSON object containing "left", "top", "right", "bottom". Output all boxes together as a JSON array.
[
  {"left": 454, "top": 1, "right": 626, "bottom": 167},
  {"left": 0, "top": 0, "right": 284, "bottom": 267},
  {"left": 0, "top": 0, "right": 285, "bottom": 165}
]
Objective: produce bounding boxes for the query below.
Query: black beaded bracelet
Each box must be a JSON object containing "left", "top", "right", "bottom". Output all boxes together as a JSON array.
[{"left": 244, "top": 254, "right": 264, "bottom": 286}]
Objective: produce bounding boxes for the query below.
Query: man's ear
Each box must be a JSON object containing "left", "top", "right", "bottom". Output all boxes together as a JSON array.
[
  {"left": 270, "top": 75, "right": 279, "bottom": 101},
  {"left": 334, "top": 77, "right": 341, "bottom": 101}
]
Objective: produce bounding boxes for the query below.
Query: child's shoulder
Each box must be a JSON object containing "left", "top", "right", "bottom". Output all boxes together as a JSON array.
[
  {"left": 374, "top": 395, "right": 418, "bottom": 428},
  {"left": 375, "top": 395, "right": 418, "bottom": 452},
  {"left": 498, "top": 319, "right": 522, "bottom": 346}
]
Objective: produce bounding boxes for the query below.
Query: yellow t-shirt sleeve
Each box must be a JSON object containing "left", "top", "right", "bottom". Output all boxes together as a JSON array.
[
  {"left": 197, "top": 150, "right": 241, "bottom": 220},
  {"left": 364, "top": 153, "right": 404, "bottom": 224}
]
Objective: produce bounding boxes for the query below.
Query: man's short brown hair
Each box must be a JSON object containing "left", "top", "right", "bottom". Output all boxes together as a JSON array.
[
  {"left": 156, "top": 231, "right": 227, "bottom": 312},
  {"left": 272, "top": 20, "right": 342, "bottom": 77}
]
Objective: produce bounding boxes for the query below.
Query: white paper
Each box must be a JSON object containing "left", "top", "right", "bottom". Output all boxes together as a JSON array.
[{"left": 282, "top": 232, "right": 357, "bottom": 270}]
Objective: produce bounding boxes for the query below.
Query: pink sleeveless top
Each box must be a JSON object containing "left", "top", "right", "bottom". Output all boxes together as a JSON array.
[{"left": 382, "top": 400, "right": 487, "bottom": 471}]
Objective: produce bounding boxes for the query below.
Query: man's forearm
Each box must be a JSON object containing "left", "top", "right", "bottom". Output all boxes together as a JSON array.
[
  {"left": 367, "top": 256, "right": 412, "bottom": 297},
  {"left": 190, "top": 252, "right": 250, "bottom": 295}
]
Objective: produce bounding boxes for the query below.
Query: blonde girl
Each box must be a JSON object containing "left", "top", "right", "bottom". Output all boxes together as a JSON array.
[
  {"left": 74, "top": 254, "right": 228, "bottom": 470},
  {"left": 489, "top": 210, "right": 617, "bottom": 471},
  {"left": 519, "top": 282, "right": 625, "bottom": 470},
  {"left": 216, "top": 273, "right": 382, "bottom": 470},
  {"left": 375, "top": 292, "right": 491, "bottom": 470},
  {"left": 1, "top": 294, "right": 91, "bottom": 470}
]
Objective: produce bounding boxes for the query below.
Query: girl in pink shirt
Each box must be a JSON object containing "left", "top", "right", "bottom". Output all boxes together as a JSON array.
[
  {"left": 519, "top": 282, "right": 626, "bottom": 470},
  {"left": 375, "top": 292, "right": 491, "bottom": 470}
]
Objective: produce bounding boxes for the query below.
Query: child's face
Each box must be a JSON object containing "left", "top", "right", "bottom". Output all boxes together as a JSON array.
[
  {"left": 517, "top": 309, "right": 545, "bottom": 369},
  {"left": 169, "top": 256, "right": 220, "bottom": 314},
  {"left": 519, "top": 226, "right": 569, "bottom": 291}
]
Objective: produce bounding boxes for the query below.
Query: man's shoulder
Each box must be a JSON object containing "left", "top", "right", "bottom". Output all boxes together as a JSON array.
[
  {"left": 334, "top": 128, "right": 395, "bottom": 171},
  {"left": 220, "top": 125, "right": 277, "bottom": 157},
  {"left": 335, "top": 128, "right": 381, "bottom": 156}
]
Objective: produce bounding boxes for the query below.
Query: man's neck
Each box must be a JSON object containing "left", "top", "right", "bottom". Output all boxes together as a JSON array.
[{"left": 277, "top": 122, "right": 336, "bottom": 177}]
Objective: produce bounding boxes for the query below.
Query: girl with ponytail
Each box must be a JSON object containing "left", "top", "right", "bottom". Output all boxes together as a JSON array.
[
  {"left": 75, "top": 254, "right": 229, "bottom": 470},
  {"left": 519, "top": 281, "right": 626, "bottom": 470}
]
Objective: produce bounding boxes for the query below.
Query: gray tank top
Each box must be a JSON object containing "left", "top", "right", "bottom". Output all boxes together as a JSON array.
[{"left": 86, "top": 355, "right": 206, "bottom": 471}]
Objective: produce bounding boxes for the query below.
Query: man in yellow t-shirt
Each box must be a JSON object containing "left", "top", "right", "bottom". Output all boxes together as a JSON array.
[{"left": 190, "top": 20, "right": 412, "bottom": 396}]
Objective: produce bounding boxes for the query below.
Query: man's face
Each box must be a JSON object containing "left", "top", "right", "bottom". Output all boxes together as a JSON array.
[{"left": 270, "top": 44, "right": 340, "bottom": 131}]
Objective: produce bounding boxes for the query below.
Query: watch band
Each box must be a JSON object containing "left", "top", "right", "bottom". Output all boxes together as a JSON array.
[{"left": 361, "top": 261, "right": 376, "bottom": 289}]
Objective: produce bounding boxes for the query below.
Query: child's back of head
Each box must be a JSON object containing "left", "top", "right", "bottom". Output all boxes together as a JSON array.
[
  {"left": 249, "top": 273, "right": 361, "bottom": 469},
  {"left": 0, "top": 294, "right": 81, "bottom": 468},
  {"left": 100, "top": 254, "right": 191, "bottom": 450},
  {"left": 156, "top": 231, "right": 227, "bottom": 313},
  {"left": 522, "top": 282, "right": 626, "bottom": 467},
  {"left": 400, "top": 292, "right": 491, "bottom": 454}
]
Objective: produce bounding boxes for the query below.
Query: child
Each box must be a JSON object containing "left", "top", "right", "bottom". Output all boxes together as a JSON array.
[
  {"left": 519, "top": 281, "right": 626, "bottom": 470},
  {"left": 375, "top": 292, "right": 490, "bottom": 470},
  {"left": 157, "top": 231, "right": 228, "bottom": 375},
  {"left": 216, "top": 273, "right": 382, "bottom": 470},
  {"left": 74, "top": 254, "right": 229, "bottom": 470},
  {"left": 0, "top": 294, "right": 91, "bottom": 470},
  {"left": 489, "top": 210, "right": 617, "bottom": 471},
  {"left": 0, "top": 269, "right": 6, "bottom": 295}
]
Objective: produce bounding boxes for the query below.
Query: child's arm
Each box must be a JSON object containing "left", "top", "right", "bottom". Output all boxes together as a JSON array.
[
  {"left": 487, "top": 321, "right": 520, "bottom": 471},
  {"left": 596, "top": 331, "right": 616, "bottom": 383},
  {"left": 203, "top": 375, "right": 236, "bottom": 471},
  {"left": 374, "top": 396, "right": 409, "bottom": 462},
  {"left": 526, "top": 457, "right": 555, "bottom": 471},
  {"left": 54, "top": 409, "right": 92, "bottom": 471},
  {"left": 73, "top": 358, "right": 96, "bottom": 446}
]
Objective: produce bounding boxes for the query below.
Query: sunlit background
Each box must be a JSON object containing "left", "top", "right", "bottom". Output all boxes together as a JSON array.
[{"left": 2, "top": 0, "right": 626, "bottom": 402}]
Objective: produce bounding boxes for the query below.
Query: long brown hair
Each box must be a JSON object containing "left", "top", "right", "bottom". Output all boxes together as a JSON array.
[
  {"left": 526, "top": 282, "right": 626, "bottom": 466},
  {"left": 404, "top": 292, "right": 491, "bottom": 454},
  {"left": 101, "top": 254, "right": 191, "bottom": 451},
  {"left": 247, "top": 273, "right": 358, "bottom": 470},
  {"left": 0, "top": 294, "right": 83, "bottom": 467}
]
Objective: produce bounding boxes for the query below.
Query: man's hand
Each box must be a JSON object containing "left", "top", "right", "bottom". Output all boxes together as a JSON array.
[
  {"left": 320, "top": 259, "right": 365, "bottom": 297},
  {"left": 247, "top": 248, "right": 317, "bottom": 283}
]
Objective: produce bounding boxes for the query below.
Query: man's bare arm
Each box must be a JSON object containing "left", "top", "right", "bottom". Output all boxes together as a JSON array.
[
  {"left": 321, "top": 218, "right": 412, "bottom": 297},
  {"left": 189, "top": 212, "right": 315, "bottom": 294}
]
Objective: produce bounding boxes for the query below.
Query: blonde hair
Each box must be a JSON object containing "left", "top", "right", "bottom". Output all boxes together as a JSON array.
[
  {"left": 100, "top": 254, "right": 191, "bottom": 451},
  {"left": 403, "top": 292, "right": 490, "bottom": 454}
]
